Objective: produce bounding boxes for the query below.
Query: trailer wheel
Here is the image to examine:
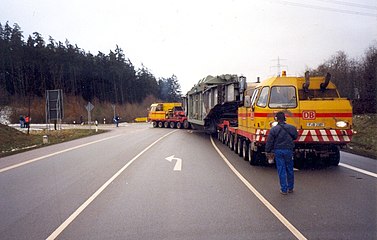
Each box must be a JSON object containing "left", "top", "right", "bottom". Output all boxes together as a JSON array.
[
  {"left": 234, "top": 136, "right": 239, "bottom": 154},
  {"left": 329, "top": 145, "right": 340, "bottom": 166},
  {"left": 229, "top": 134, "right": 234, "bottom": 150},
  {"left": 222, "top": 128, "right": 227, "bottom": 144},
  {"left": 170, "top": 122, "right": 176, "bottom": 128},
  {"left": 237, "top": 138, "right": 243, "bottom": 157},
  {"left": 158, "top": 122, "right": 164, "bottom": 128},
  {"left": 242, "top": 141, "right": 249, "bottom": 161},
  {"left": 152, "top": 121, "right": 158, "bottom": 128},
  {"left": 183, "top": 120, "right": 190, "bottom": 129},
  {"left": 164, "top": 122, "right": 169, "bottom": 128},
  {"left": 248, "top": 143, "right": 258, "bottom": 165},
  {"left": 176, "top": 122, "right": 182, "bottom": 129}
]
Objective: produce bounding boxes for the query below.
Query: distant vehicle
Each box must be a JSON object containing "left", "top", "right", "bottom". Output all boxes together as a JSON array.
[
  {"left": 185, "top": 71, "right": 353, "bottom": 167},
  {"left": 148, "top": 102, "right": 190, "bottom": 129}
]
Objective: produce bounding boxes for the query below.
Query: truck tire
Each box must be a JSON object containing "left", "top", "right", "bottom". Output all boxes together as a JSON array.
[
  {"left": 152, "top": 121, "right": 158, "bottom": 128},
  {"left": 164, "top": 122, "right": 169, "bottom": 128},
  {"left": 242, "top": 141, "right": 249, "bottom": 161},
  {"left": 329, "top": 145, "right": 340, "bottom": 166},
  {"left": 248, "top": 143, "right": 260, "bottom": 166},
  {"left": 183, "top": 120, "right": 190, "bottom": 129},
  {"left": 229, "top": 134, "right": 234, "bottom": 150},
  {"left": 222, "top": 128, "right": 227, "bottom": 144},
  {"left": 237, "top": 138, "right": 243, "bottom": 157},
  {"left": 170, "top": 122, "right": 176, "bottom": 128},
  {"left": 234, "top": 136, "right": 239, "bottom": 154},
  {"left": 176, "top": 122, "right": 182, "bottom": 129},
  {"left": 158, "top": 122, "right": 164, "bottom": 128}
]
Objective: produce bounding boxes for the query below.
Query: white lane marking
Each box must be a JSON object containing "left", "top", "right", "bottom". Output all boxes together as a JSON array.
[
  {"left": 339, "top": 163, "right": 377, "bottom": 178},
  {"left": 0, "top": 135, "right": 123, "bottom": 173},
  {"left": 210, "top": 136, "right": 307, "bottom": 240},
  {"left": 46, "top": 130, "right": 178, "bottom": 240}
]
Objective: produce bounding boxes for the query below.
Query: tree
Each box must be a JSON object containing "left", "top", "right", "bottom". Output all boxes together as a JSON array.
[
  {"left": 0, "top": 21, "right": 183, "bottom": 108},
  {"left": 361, "top": 45, "right": 377, "bottom": 112},
  {"left": 158, "top": 75, "right": 181, "bottom": 102}
]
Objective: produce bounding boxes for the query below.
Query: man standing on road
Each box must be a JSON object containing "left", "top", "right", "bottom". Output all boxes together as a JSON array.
[{"left": 266, "top": 111, "right": 298, "bottom": 195}]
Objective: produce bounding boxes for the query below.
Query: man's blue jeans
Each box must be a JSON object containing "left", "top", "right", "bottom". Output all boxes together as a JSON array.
[{"left": 274, "top": 149, "right": 294, "bottom": 193}]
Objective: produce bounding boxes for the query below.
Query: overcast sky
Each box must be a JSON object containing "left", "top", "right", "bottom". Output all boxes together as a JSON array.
[{"left": 1, "top": 0, "right": 376, "bottom": 93}]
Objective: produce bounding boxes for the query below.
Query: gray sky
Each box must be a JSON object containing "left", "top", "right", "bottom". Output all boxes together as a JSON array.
[{"left": 1, "top": 0, "right": 377, "bottom": 93}]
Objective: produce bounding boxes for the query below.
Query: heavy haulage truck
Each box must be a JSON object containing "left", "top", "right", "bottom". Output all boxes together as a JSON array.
[
  {"left": 185, "top": 72, "right": 353, "bottom": 167},
  {"left": 148, "top": 102, "right": 190, "bottom": 129}
]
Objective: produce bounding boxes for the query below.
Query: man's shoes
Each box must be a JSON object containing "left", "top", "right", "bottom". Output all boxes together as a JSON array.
[
  {"left": 280, "top": 190, "right": 288, "bottom": 195},
  {"left": 288, "top": 189, "right": 294, "bottom": 193}
]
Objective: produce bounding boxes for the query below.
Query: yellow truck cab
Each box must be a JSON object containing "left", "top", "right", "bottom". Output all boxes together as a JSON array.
[{"left": 234, "top": 71, "right": 353, "bottom": 167}]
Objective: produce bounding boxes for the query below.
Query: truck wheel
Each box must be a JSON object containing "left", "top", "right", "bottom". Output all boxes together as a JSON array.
[
  {"left": 229, "top": 134, "right": 234, "bottom": 150},
  {"left": 329, "top": 146, "right": 340, "bottom": 166},
  {"left": 152, "top": 121, "right": 158, "bottom": 128},
  {"left": 222, "top": 129, "right": 227, "bottom": 144},
  {"left": 176, "top": 122, "right": 182, "bottom": 129},
  {"left": 183, "top": 120, "right": 190, "bottom": 129},
  {"left": 234, "top": 136, "right": 239, "bottom": 153},
  {"left": 170, "top": 122, "right": 175, "bottom": 128},
  {"left": 242, "top": 140, "right": 249, "bottom": 161},
  {"left": 248, "top": 144, "right": 258, "bottom": 165},
  {"left": 237, "top": 138, "right": 243, "bottom": 157},
  {"left": 164, "top": 122, "right": 169, "bottom": 128},
  {"left": 158, "top": 122, "right": 164, "bottom": 128}
]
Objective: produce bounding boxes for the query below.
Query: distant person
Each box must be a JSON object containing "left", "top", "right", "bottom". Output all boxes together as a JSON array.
[
  {"left": 80, "top": 115, "right": 83, "bottom": 125},
  {"left": 265, "top": 111, "right": 298, "bottom": 195},
  {"left": 19, "top": 115, "right": 25, "bottom": 128},
  {"left": 114, "top": 115, "right": 120, "bottom": 127},
  {"left": 24, "top": 115, "right": 30, "bottom": 129}
]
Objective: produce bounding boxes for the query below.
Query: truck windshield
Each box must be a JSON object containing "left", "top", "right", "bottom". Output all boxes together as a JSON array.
[
  {"left": 298, "top": 89, "right": 339, "bottom": 100},
  {"left": 269, "top": 86, "right": 297, "bottom": 108}
]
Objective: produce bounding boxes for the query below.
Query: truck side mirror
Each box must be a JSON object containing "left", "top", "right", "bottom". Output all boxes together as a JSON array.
[{"left": 244, "top": 95, "right": 251, "bottom": 107}]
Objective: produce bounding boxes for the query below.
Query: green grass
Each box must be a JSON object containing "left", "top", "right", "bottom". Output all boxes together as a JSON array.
[
  {"left": 347, "top": 114, "right": 377, "bottom": 159},
  {"left": 0, "top": 124, "right": 106, "bottom": 158}
]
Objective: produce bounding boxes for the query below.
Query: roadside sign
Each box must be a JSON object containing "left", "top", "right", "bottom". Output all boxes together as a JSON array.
[{"left": 86, "top": 102, "right": 94, "bottom": 112}]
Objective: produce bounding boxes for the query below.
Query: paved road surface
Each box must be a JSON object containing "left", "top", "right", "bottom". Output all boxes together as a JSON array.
[{"left": 0, "top": 123, "right": 376, "bottom": 239}]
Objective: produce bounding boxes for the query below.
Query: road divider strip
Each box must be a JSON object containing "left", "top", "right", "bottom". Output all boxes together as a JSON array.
[
  {"left": 46, "top": 130, "right": 178, "bottom": 240},
  {"left": 339, "top": 163, "right": 377, "bottom": 178},
  {"left": 210, "top": 136, "right": 307, "bottom": 240},
  {"left": 0, "top": 135, "right": 124, "bottom": 174}
]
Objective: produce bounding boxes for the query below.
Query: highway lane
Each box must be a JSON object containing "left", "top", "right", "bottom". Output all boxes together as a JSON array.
[
  {"left": 213, "top": 135, "right": 377, "bottom": 240},
  {"left": 0, "top": 124, "right": 171, "bottom": 239},
  {"left": 57, "top": 128, "right": 295, "bottom": 240},
  {"left": 0, "top": 124, "right": 376, "bottom": 239}
]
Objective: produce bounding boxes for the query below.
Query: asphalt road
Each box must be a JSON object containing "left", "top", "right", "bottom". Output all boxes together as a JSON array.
[{"left": 0, "top": 123, "right": 376, "bottom": 240}]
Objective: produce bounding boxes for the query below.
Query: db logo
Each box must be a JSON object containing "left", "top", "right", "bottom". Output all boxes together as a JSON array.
[{"left": 302, "top": 111, "right": 316, "bottom": 120}]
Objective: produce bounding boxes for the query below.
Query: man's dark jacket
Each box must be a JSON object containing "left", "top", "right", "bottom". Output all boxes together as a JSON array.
[{"left": 265, "top": 122, "right": 298, "bottom": 153}]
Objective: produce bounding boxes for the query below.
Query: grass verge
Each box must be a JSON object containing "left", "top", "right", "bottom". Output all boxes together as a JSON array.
[
  {"left": 0, "top": 124, "right": 106, "bottom": 158},
  {"left": 345, "top": 114, "right": 377, "bottom": 159}
]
